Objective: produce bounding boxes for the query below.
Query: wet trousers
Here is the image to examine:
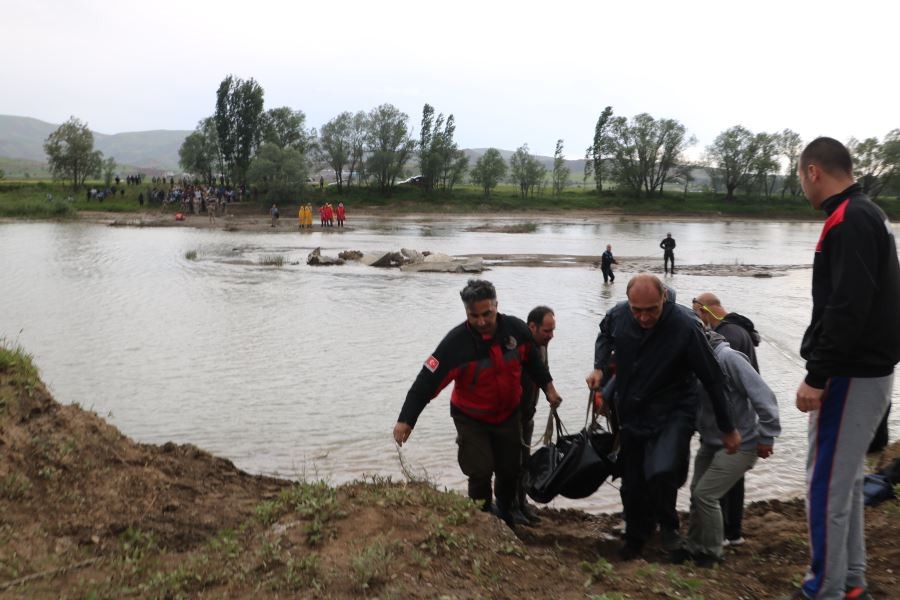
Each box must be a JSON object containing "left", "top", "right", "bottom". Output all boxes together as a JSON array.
[
  {"left": 663, "top": 251, "right": 675, "bottom": 273},
  {"left": 453, "top": 410, "right": 522, "bottom": 511},
  {"left": 620, "top": 415, "right": 694, "bottom": 546}
]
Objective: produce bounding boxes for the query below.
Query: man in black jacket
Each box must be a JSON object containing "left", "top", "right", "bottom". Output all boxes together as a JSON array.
[
  {"left": 789, "top": 137, "right": 900, "bottom": 600},
  {"left": 393, "top": 279, "right": 563, "bottom": 527},
  {"left": 660, "top": 233, "right": 676, "bottom": 274},
  {"left": 587, "top": 274, "right": 740, "bottom": 560}
]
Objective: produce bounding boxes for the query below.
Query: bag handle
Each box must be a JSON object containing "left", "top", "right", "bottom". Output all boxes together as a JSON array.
[{"left": 540, "top": 408, "right": 568, "bottom": 445}]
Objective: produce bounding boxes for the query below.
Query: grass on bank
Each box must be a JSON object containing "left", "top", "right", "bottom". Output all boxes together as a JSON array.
[
  {"left": 3, "top": 178, "right": 899, "bottom": 220},
  {"left": 0, "top": 180, "right": 170, "bottom": 218}
]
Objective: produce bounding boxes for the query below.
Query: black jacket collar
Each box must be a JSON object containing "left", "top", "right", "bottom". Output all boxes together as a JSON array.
[{"left": 821, "top": 183, "right": 862, "bottom": 215}]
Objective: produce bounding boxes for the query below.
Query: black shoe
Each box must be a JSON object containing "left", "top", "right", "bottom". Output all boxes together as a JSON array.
[
  {"left": 617, "top": 542, "right": 643, "bottom": 561},
  {"left": 691, "top": 552, "right": 722, "bottom": 569},
  {"left": 495, "top": 507, "right": 516, "bottom": 529},
  {"left": 668, "top": 548, "right": 721, "bottom": 569},
  {"left": 660, "top": 527, "right": 683, "bottom": 552},
  {"left": 521, "top": 503, "right": 542, "bottom": 525},
  {"left": 668, "top": 547, "right": 691, "bottom": 564},
  {"left": 510, "top": 509, "right": 532, "bottom": 527}
]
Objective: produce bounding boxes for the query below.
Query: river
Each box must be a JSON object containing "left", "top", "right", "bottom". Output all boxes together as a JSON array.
[{"left": 0, "top": 215, "right": 897, "bottom": 512}]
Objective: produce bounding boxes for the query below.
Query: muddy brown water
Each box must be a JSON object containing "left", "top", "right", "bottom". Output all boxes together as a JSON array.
[{"left": 1, "top": 215, "right": 897, "bottom": 512}]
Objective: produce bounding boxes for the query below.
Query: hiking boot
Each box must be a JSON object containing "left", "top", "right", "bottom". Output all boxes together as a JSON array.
[
  {"left": 617, "top": 541, "right": 643, "bottom": 561},
  {"left": 845, "top": 586, "right": 873, "bottom": 600},
  {"left": 660, "top": 527, "right": 683, "bottom": 552}
]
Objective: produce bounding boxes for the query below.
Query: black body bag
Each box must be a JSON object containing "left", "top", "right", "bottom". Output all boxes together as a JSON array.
[{"left": 527, "top": 396, "right": 618, "bottom": 503}]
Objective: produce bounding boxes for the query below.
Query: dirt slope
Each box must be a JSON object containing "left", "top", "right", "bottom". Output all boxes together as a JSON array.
[{"left": 1, "top": 352, "right": 897, "bottom": 599}]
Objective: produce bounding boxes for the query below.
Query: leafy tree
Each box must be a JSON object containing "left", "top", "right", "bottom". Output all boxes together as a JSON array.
[
  {"left": 849, "top": 131, "right": 900, "bottom": 200},
  {"left": 441, "top": 148, "right": 469, "bottom": 192},
  {"left": 470, "top": 148, "right": 507, "bottom": 197},
  {"left": 418, "top": 104, "right": 468, "bottom": 192},
  {"left": 584, "top": 106, "right": 613, "bottom": 192},
  {"left": 509, "top": 144, "right": 546, "bottom": 198},
  {"left": 0, "top": 169, "right": 5, "bottom": 180},
  {"left": 262, "top": 107, "right": 310, "bottom": 152},
  {"left": 246, "top": 143, "right": 308, "bottom": 203},
  {"left": 214, "top": 75, "right": 265, "bottom": 184},
  {"left": 671, "top": 163, "right": 696, "bottom": 197},
  {"left": 43, "top": 116, "right": 103, "bottom": 190},
  {"left": 179, "top": 117, "right": 221, "bottom": 183},
  {"left": 419, "top": 104, "right": 438, "bottom": 191},
  {"left": 606, "top": 113, "right": 690, "bottom": 196},
  {"left": 319, "top": 112, "right": 353, "bottom": 192},
  {"left": 102, "top": 157, "right": 117, "bottom": 189},
  {"left": 364, "top": 104, "right": 414, "bottom": 194},
  {"left": 778, "top": 129, "right": 804, "bottom": 198},
  {"left": 751, "top": 132, "right": 780, "bottom": 199},
  {"left": 705, "top": 125, "right": 763, "bottom": 200},
  {"left": 348, "top": 111, "right": 367, "bottom": 189},
  {"left": 552, "top": 139, "right": 570, "bottom": 196}
]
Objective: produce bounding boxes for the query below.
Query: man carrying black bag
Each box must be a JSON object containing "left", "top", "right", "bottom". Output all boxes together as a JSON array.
[
  {"left": 509, "top": 305, "right": 556, "bottom": 526},
  {"left": 586, "top": 274, "right": 740, "bottom": 560},
  {"left": 393, "top": 280, "right": 563, "bottom": 528}
]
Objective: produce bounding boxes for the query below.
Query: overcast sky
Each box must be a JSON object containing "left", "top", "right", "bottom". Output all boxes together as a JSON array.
[{"left": 2, "top": 0, "right": 897, "bottom": 158}]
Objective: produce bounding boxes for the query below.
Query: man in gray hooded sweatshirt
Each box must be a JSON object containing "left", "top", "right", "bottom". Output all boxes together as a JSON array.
[{"left": 671, "top": 330, "right": 781, "bottom": 567}]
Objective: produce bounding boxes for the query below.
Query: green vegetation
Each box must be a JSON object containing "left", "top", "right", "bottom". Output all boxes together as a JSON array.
[
  {"left": 184, "top": 250, "right": 198, "bottom": 260},
  {"left": 350, "top": 535, "right": 398, "bottom": 591},
  {"left": 0, "top": 180, "right": 160, "bottom": 217},
  {"left": 581, "top": 557, "right": 617, "bottom": 586},
  {"left": 1, "top": 177, "right": 899, "bottom": 220}
]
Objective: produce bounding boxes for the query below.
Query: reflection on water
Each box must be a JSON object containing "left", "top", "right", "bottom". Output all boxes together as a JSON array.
[{"left": 0, "top": 217, "right": 897, "bottom": 513}]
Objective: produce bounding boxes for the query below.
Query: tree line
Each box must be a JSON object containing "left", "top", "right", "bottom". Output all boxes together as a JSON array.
[{"left": 41, "top": 75, "right": 900, "bottom": 202}]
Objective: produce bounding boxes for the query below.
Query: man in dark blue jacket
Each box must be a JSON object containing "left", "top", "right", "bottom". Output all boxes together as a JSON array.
[
  {"left": 789, "top": 137, "right": 900, "bottom": 600},
  {"left": 587, "top": 274, "right": 740, "bottom": 560}
]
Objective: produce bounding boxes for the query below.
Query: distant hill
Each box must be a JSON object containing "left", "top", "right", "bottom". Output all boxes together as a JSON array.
[
  {"left": 0, "top": 115, "right": 595, "bottom": 182},
  {"left": 0, "top": 115, "right": 189, "bottom": 171}
]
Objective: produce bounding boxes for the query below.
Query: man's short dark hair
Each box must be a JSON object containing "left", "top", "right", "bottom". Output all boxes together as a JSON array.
[
  {"left": 800, "top": 137, "right": 853, "bottom": 176},
  {"left": 460, "top": 279, "right": 496, "bottom": 304},
  {"left": 527, "top": 305, "right": 554, "bottom": 326}
]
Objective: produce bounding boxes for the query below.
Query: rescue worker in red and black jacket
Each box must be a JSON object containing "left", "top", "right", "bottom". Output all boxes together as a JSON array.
[{"left": 393, "top": 279, "right": 563, "bottom": 527}]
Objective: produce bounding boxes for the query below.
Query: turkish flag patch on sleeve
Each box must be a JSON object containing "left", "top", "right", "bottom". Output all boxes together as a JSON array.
[{"left": 424, "top": 355, "right": 440, "bottom": 373}]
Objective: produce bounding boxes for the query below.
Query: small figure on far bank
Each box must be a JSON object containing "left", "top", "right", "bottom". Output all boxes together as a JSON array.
[
  {"left": 660, "top": 233, "right": 676, "bottom": 274},
  {"left": 270, "top": 203, "right": 279, "bottom": 227},
  {"left": 601, "top": 244, "right": 618, "bottom": 283},
  {"left": 336, "top": 202, "right": 346, "bottom": 227}
]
